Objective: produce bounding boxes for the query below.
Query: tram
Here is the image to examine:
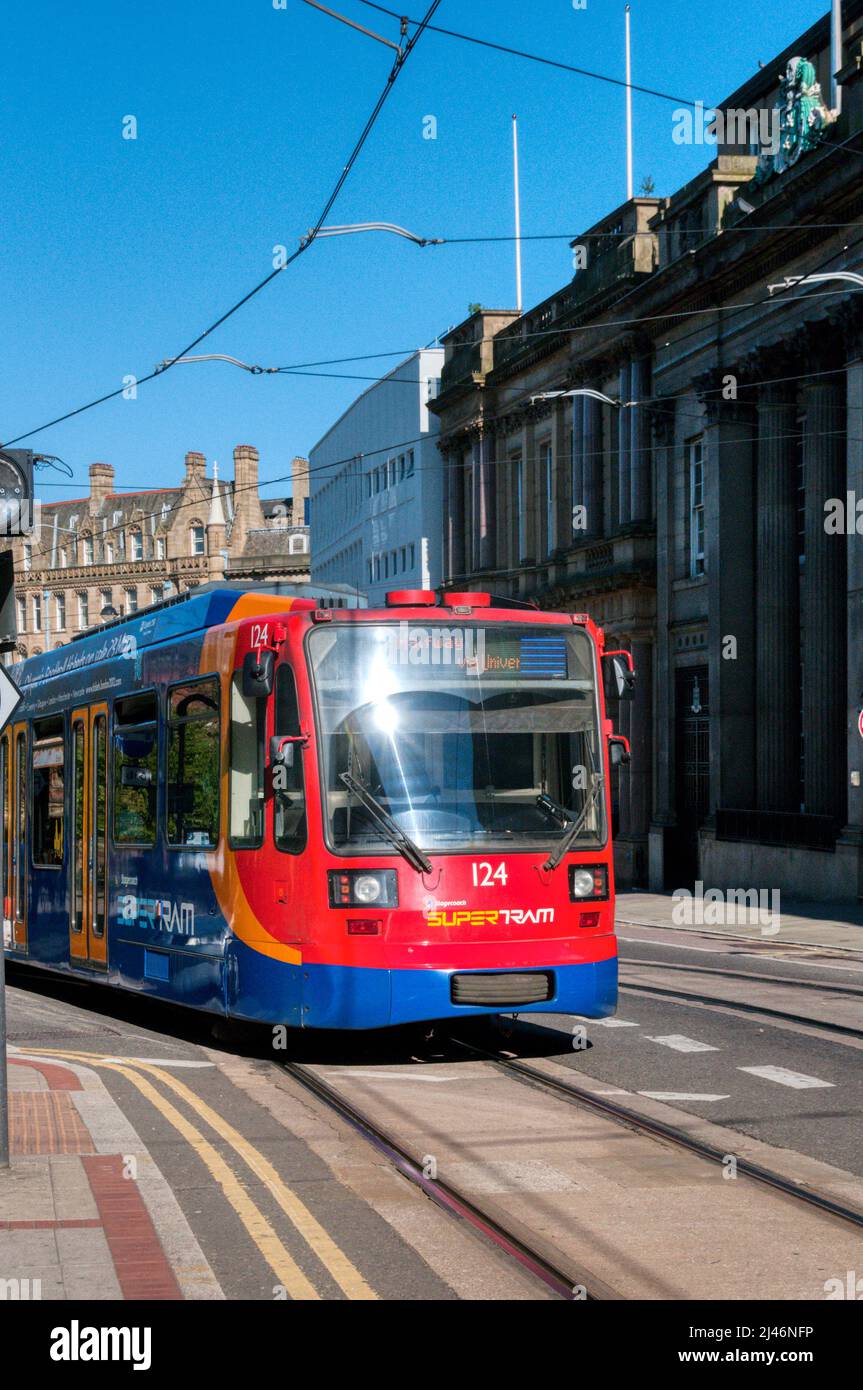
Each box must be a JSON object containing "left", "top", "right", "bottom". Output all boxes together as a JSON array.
[{"left": 1, "top": 585, "right": 633, "bottom": 1029}]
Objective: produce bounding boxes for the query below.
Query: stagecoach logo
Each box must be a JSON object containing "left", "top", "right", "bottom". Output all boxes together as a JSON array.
[
  {"left": 424, "top": 908, "right": 555, "bottom": 927},
  {"left": 120, "top": 893, "right": 195, "bottom": 935},
  {"left": 387, "top": 622, "right": 486, "bottom": 671},
  {"left": 33, "top": 631, "right": 137, "bottom": 678}
]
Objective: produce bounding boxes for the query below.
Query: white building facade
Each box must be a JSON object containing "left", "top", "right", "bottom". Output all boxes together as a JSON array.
[{"left": 310, "top": 349, "right": 444, "bottom": 604}]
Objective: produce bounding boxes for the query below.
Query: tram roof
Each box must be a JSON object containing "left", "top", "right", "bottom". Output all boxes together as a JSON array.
[{"left": 10, "top": 584, "right": 343, "bottom": 690}]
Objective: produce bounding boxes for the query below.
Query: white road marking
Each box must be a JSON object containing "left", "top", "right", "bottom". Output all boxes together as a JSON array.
[
  {"left": 639, "top": 1092, "right": 730, "bottom": 1102},
  {"left": 738, "top": 1065, "right": 835, "bottom": 1090},
  {"left": 593, "top": 1018, "right": 640, "bottom": 1028},
  {"left": 592, "top": 1088, "right": 631, "bottom": 1095},
  {"left": 645, "top": 1034, "right": 719, "bottom": 1052}
]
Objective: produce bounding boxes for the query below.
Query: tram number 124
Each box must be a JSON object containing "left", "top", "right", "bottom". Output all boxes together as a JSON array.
[{"left": 471, "top": 861, "right": 508, "bottom": 888}]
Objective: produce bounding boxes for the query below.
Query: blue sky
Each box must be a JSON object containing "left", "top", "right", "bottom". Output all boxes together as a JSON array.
[{"left": 0, "top": 0, "right": 829, "bottom": 501}]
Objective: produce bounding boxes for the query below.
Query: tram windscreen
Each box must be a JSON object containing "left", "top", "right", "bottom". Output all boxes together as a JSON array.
[{"left": 307, "top": 623, "right": 605, "bottom": 853}]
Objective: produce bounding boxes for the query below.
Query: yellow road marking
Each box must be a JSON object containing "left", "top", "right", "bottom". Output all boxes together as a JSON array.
[{"left": 29, "top": 1048, "right": 377, "bottom": 1301}]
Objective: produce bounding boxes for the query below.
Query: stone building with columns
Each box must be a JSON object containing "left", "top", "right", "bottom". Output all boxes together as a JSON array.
[
  {"left": 5, "top": 445, "right": 311, "bottom": 658},
  {"left": 431, "top": 1, "right": 863, "bottom": 900}
]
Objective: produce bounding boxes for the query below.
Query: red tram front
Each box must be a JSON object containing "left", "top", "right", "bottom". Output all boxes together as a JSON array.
[{"left": 220, "top": 589, "right": 631, "bottom": 1029}]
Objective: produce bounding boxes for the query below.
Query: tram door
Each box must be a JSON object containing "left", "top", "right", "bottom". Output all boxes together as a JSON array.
[
  {"left": 1, "top": 724, "right": 30, "bottom": 952},
  {"left": 69, "top": 705, "right": 109, "bottom": 967}
]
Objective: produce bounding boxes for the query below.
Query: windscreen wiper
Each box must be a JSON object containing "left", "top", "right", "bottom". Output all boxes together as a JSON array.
[
  {"left": 542, "top": 775, "right": 603, "bottom": 872},
  {"left": 340, "top": 771, "right": 433, "bottom": 876}
]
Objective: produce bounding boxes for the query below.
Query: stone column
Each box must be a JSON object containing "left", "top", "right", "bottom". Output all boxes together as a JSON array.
[
  {"left": 571, "top": 393, "right": 585, "bottom": 533},
  {"left": 521, "top": 416, "right": 538, "bottom": 562},
  {"left": 583, "top": 387, "right": 603, "bottom": 538},
  {"left": 649, "top": 403, "right": 676, "bottom": 888},
  {"left": 702, "top": 391, "right": 757, "bottom": 811},
  {"left": 477, "top": 433, "right": 496, "bottom": 572},
  {"left": 553, "top": 400, "right": 571, "bottom": 556},
  {"left": 629, "top": 355, "right": 651, "bottom": 523},
  {"left": 448, "top": 447, "right": 466, "bottom": 582},
  {"left": 755, "top": 380, "right": 801, "bottom": 811},
  {"left": 494, "top": 428, "right": 509, "bottom": 571},
  {"left": 802, "top": 377, "right": 847, "bottom": 819},
  {"left": 627, "top": 637, "right": 654, "bottom": 861},
  {"left": 618, "top": 360, "right": 632, "bottom": 527}
]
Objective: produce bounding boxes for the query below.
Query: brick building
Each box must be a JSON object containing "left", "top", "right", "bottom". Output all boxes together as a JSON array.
[{"left": 5, "top": 445, "right": 310, "bottom": 657}]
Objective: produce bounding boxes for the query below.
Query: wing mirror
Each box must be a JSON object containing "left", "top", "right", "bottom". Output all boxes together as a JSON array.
[
  {"left": 607, "top": 735, "right": 631, "bottom": 767},
  {"left": 602, "top": 650, "right": 636, "bottom": 703},
  {"left": 270, "top": 734, "right": 306, "bottom": 768},
  {"left": 242, "top": 648, "right": 274, "bottom": 698}
]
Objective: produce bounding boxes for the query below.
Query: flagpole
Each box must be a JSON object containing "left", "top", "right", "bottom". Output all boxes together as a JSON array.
[
  {"left": 512, "top": 113, "right": 523, "bottom": 314},
  {"left": 625, "top": 5, "right": 633, "bottom": 200},
  {"left": 831, "top": 0, "right": 843, "bottom": 114}
]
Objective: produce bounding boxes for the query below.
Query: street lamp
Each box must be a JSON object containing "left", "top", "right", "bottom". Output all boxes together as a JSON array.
[
  {"left": 529, "top": 387, "right": 626, "bottom": 407},
  {"left": 300, "top": 222, "right": 444, "bottom": 249},
  {"left": 767, "top": 270, "right": 863, "bottom": 295}
]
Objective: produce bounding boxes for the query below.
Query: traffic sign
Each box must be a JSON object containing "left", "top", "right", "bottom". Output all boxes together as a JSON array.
[
  {"left": 0, "top": 664, "right": 21, "bottom": 734},
  {"left": 858, "top": 710, "right": 863, "bottom": 741}
]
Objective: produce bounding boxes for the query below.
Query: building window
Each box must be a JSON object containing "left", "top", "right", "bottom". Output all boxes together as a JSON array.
[
  {"left": 100, "top": 589, "right": 113, "bottom": 617},
  {"left": 409, "top": 542, "right": 415, "bottom": 568},
  {"left": 32, "top": 594, "right": 42, "bottom": 632},
  {"left": 105, "top": 541, "right": 114, "bottom": 564},
  {"left": 55, "top": 593, "right": 66, "bottom": 630},
  {"left": 400, "top": 546, "right": 407, "bottom": 571},
  {"left": 190, "top": 524, "right": 205, "bottom": 556},
  {"left": 151, "top": 585, "right": 163, "bottom": 606},
  {"left": 113, "top": 692, "right": 158, "bottom": 846},
  {"left": 131, "top": 529, "right": 143, "bottom": 561},
  {"left": 59, "top": 548, "right": 67, "bottom": 569},
  {"left": 125, "top": 587, "right": 138, "bottom": 614},
  {"left": 373, "top": 555, "right": 380, "bottom": 582},
  {"left": 77, "top": 593, "right": 89, "bottom": 629},
  {"left": 82, "top": 536, "right": 93, "bottom": 566},
  {"left": 156, "top": 536, "right": 166, "bottom": 560},
  {"left": 164, "top": 580, "right": 173, "bottom": 597},
  {"left": 167, "top": 677, "right": 220, "bottom": 848},
  {"left": 23, "top": 543, "right": 32, "bottom": 572},
  {"left": 407, "top": 450, "right": 415, "bottom": 477},
  {"left": 389, "top": 458, "right": 397, "bottom": 487},
  {"left": 689, "top": 439, "right": 705, "bottom": 577},
  {"left": 399, "top": 455, "right": 406, "bottom": 481},
  {"left": 367, "top": 559, "right": 373, "bottom": 583}
]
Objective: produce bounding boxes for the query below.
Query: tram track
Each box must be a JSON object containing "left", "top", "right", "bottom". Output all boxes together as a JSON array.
[
  {"left": 447, "top": 1033, "right": 863, "bottom": 1234},
  {"left": 620, "top": 957, "right": 863, "bottom": 996},
  {"left": 281, "top": 1059, "right": 621, "bottom": 1301},
  {"left": 617, "top": 975, "right": 863, "bottom": 1041}
]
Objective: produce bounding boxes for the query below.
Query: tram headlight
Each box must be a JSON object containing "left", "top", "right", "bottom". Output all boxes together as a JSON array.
[
  {"left": 568, "top": 864, "right": 609, "bottom": 902},
  {"left": 328, "top": 869, "right": 398, "bottom": 908}
]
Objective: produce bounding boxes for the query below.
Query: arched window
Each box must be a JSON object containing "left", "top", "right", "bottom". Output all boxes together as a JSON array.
[
  {"left": 131, "top": 528, "right": 143, "bottom": 562},
  {"left": 82, "top": 535, "right": 93, "bottom": 566},
  {"left": 190, "top": 523, "right": 205, "bottom": 556}
]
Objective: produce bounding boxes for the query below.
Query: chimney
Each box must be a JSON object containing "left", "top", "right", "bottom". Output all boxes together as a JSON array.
[
  {"left": 231, "top": 443, "right": 265, "bottom": 550},
  {"left": 291, "top": 456, "right": 310, "bottom": 528},
  {"left": 89, "top": 462, "right": 115, "bottom": 508},
  {"left": 184, "top": 451, "right": 207, "bottom": 486}
]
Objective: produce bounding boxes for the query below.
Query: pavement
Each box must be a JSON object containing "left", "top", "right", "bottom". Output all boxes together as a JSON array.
[{"left": 616, "top": 889, "right": 863, "bottom": 952}]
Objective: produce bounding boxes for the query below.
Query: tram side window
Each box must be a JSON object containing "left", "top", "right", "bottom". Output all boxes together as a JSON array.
[
  {"left": 32, "top": 716, "right": 65, "bottom": 867},
  {"left": 274, "top": 666, "right": 306, "bottom": 854},
  {"left": 167, "top": 677, "right": 220, "bottom": 849},
  {"left": 229, "top": 673, "right": 264, "bottom": 848},
  {"left": 113, "top": 692, "right": 159, "bottom": 846}
]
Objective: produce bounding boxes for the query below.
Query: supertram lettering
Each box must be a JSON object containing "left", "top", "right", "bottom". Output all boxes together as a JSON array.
[
  {"left": 119, "top": 894, "right": 196, "bottom": 936},
  {"left": 425, "top": 909, "right": 555, "bottom": 928}
]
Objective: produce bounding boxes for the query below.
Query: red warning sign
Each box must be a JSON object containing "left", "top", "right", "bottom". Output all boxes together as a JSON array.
[{"left": 858, "top": 710, "right": 863, "bottom": 740}]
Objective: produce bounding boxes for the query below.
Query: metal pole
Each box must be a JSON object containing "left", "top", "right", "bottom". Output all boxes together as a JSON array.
[
  {"left": 0, "top": 927, "right": 9, "bottom": 1167},
  {"left": 625, "top": 5, "right": 633, "bottom": 200},
  {"left": 831, "top": 0, "right": 843, "bottom": 114},
  {"left": 512, "top": 113, "right": 523, "bottom": 315}
]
